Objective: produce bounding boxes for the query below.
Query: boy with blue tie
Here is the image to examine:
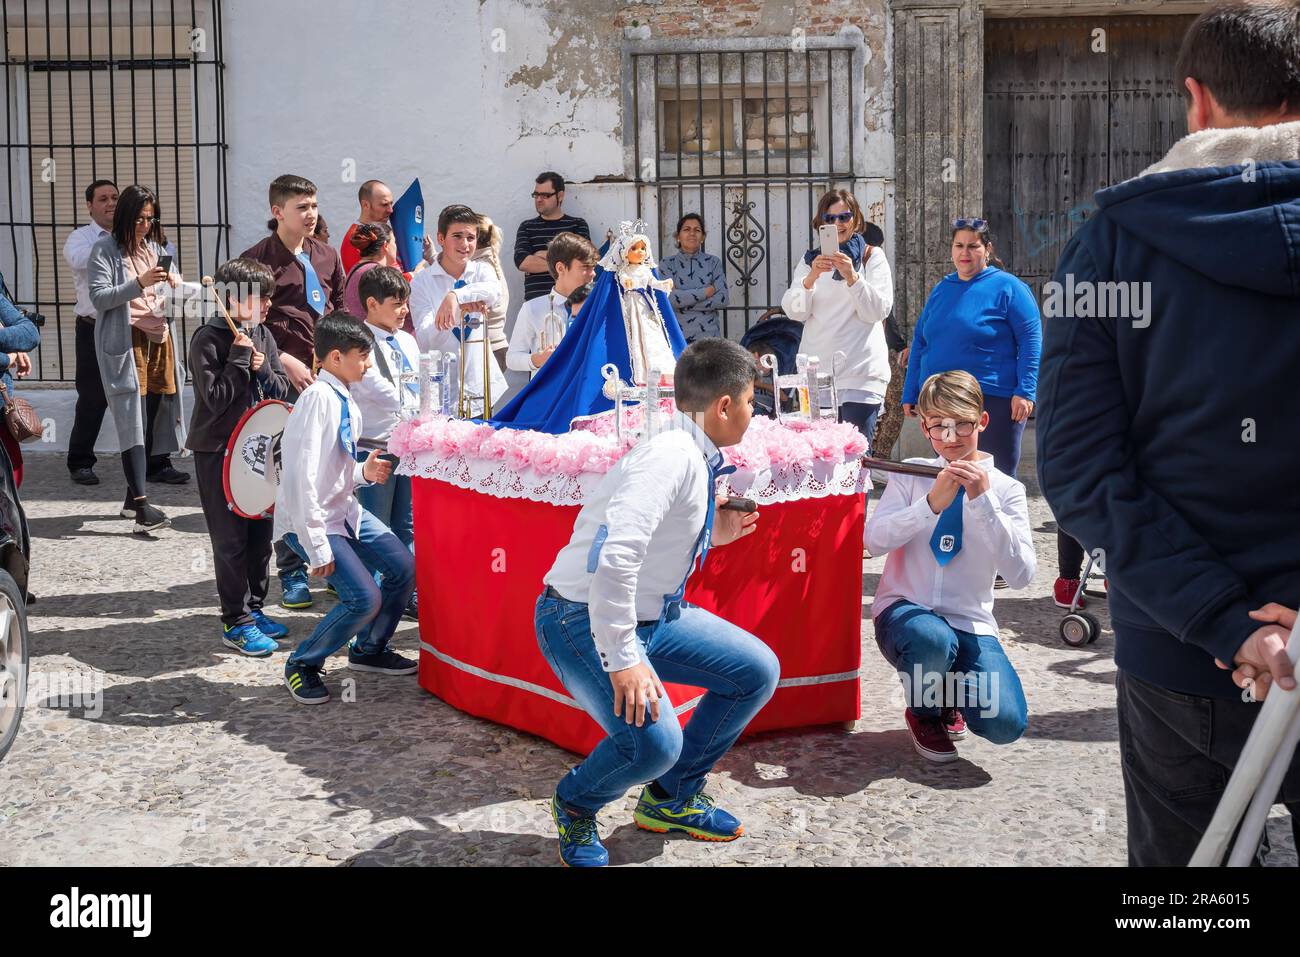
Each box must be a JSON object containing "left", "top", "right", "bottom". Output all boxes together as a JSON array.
[
  {"left": 866, "top": 370, "right": 1036, "bottom": 763},
  {"left": 536, "top": 338, "right": 780, "bottom": 867}
]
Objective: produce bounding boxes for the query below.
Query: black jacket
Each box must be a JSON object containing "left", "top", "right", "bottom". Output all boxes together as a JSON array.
[{"left": 186, "top": 318, "right": 290, "bottom": 453}]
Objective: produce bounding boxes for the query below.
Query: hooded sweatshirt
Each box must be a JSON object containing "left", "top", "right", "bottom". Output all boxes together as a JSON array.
[{"left": 1037, "top": 120, "right": 1300, "bottom": 698}]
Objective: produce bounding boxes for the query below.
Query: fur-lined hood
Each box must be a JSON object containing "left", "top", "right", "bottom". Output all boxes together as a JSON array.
[{"left": 1140, "top": 119, "right": 1300, "bottom": 176}]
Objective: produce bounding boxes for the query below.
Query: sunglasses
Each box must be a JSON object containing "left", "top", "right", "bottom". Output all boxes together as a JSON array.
[
  {"left": 531, "top": 191, "right": 558, "bottom": 199},
  {"left": 951, "top": 217, "right": 988, "bottom": 230},
  {"left": 821, "top": 212, "right": 854, "bottom": 224},
  {"left": 135, "top": 215, "right": 157, "bottom": 225}
]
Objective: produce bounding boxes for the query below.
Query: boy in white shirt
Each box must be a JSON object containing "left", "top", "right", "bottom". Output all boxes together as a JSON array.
[
  {"left": 275, "top": 313, "right": 417, "bottom": 705},
  {"left": 536, "top": 338, "right": 780, "bottom": 867},
  {"left": 505, "top": 231, "right": 598, "bottom": 376},
  {"left": 409, "top": 204, "right": 505, "bottom": 417},
  {"left": 350, "top": 266, "right": 421, "bottom": 621},
  {"left": 866, "top": 370, "right": 1035, "bottom": 762}
]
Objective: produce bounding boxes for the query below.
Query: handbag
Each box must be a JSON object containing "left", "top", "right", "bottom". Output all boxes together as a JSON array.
[{"left": 0, "top": 380, "right": 43, "bottom": 442}]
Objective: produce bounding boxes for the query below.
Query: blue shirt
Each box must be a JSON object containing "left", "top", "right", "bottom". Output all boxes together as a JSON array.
[
  {"left": 901, "top": 265, "right": 1041, "bottom": 405},
  {"left": 659, "top": 250, "right": 728, "bottom": 342}
]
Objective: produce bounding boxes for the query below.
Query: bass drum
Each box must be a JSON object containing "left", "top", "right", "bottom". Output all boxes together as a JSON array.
[{"left": 222, "top": 399, "right": 293, "bottom": 519}]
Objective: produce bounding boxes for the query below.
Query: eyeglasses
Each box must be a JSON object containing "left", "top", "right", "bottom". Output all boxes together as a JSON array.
[
  {"left": 135, "top": 215, "right": 157, "bottom": 225},
  {"left": 951, "top": 217, "right": 988, "bottom": 231},
  {"left": 821, "top": 212, "right": 854, "bottom": 224},
  {"left": 531, "top": 191, "right": 558, "bottom": 199},
  {"left": 923, "top": 420, "right": 978, "bottom": 440}
]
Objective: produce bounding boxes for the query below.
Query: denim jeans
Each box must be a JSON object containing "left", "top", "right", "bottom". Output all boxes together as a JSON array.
[
  {"left": 839, "top": 401, "right": 882, "bottom": 451},
  {"left": 978, "top": 394, "right": 1025, "bottom": 479},
  {"left": 873, "top": 599, "right": 1027, "bottom": 744},
  {"left": 535, "top": 593, "right": 780, "bottom": 814},
  {"left": 355, "top": 457, "right": 414, "bottom": 552},
  {"left": 281, "top": 508, "right": 415, "bottom": 667}
]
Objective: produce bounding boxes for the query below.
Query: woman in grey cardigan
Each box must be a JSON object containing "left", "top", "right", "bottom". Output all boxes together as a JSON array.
[{"left": 87, "top": 184, "right": 187, "bottom": 533}]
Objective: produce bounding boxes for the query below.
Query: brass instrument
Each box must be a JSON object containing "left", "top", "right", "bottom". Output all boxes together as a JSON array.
[{"left": 455, "top": 301, "right": 493, "bottom": 420}]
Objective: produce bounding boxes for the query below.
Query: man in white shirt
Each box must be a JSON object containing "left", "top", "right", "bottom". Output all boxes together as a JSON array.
[
  {"left": 275, "top": 313, "right": 416, "bottom": 705},
  {"left": 62, "top": 178, "right": 118, "bottom": 485},
  {"left": 505, "top": 231, "right": 597, "bottom": 377},
  {"left": 536, "top": 338, "right": 779, "bottom": 867},
  {"left": 865, "top": 370, "right": 1035, "bottom": 764},
  {"left": 409, "top": 204, "right": 504, "bottom": 417}
]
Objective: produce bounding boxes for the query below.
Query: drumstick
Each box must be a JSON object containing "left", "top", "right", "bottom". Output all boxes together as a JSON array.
[
  {"left": 200, "top": 275, "right": 243, "bottom": 336},
  {"left": 861, "top": 455, "right": 944, "bottom": 479},
  {"left": 719, "top": 496, "right": 757, "bottom": 513},
  {"left": 356, "top": 437, "right": 389, "bottom": 454}
]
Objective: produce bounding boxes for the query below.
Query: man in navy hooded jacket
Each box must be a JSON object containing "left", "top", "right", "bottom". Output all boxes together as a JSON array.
[{"left": 1037, "top": 0, "right": 1300, "bottom": 866}]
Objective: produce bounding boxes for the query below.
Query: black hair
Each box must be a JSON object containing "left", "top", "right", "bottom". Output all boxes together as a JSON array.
[
  {"left": 111, "top": 184, "right": 167, "bottom": 252},
  {"left": 565, "top": 282, "right": 593, "bottom": 308},
  {"left": 950, "top": 221, "right": 1006, "bottom": 270},
  {"left": 535, "top": 171, "right": 565, "bottom": 193},
  {"left": 674, "top": 212, "right": 706, "bottom": 240},
  {"left": 437, "top": 203, "right": 480, "bottom": 237},
  {"left": 213, "top": 257, "right": 275, "bottom": 309},
  {"left": 1176, "top": 1, "right": 1300, "bottom": 117},
  {"left": 674, "top": 338, "right": 757, "bottom": 412},
  {"left": 313, "top": 312, "right": 374, "bottom": 362},
  {"left": 358, "top": 265, "right": 410, "bottom": 311},
  {"left": 85, "top": 179, "right": 116, "bottom": 203}
]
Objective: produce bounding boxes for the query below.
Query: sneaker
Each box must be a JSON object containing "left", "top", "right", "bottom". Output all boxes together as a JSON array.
[
  {"left": 551, "top": 794, "right": 608, "bottom": 868},
  {"left": 323, "top": 582, "right": 338, "bottom": 598},
  {"left": 279, "top": 570, "right": 313, "bottom": 609},
  {"left": 942, "top": 707, "right": 968, "bottom": 740},
  {"left": 284, "top": 661, "right": 329, "bottom": 705},
  {"left": 146, "top": 465, "right": 191, "bottom": 484},
  {"left": 401, "top": 591, "right": 419, "bottom": 622},
  {"left": 222, "top": 622, "right": 278, "bottom": 657},
  {"left": 131, "top": 503, "right": 171, "bottom": 534},
  {"left": 347, "top": 646, "right": 418, "bottom": 675},
  {"left": 632, "top": 786, "right": 744, "bottom": 842},
  {"left": 994, "top": 575, "right": 1009, "bottom": 589},
  {"left": 249, "top": 609, "right": 289, "bottom": 640},
  {"left": 69, "top": 467, "right": 99, "bottom": 486},
  {"left": 1054, "top": 577, "right": 1084, "bottom": 609},
  {"left": 904, "top": 708, "right": 958, "bottom": 763}
]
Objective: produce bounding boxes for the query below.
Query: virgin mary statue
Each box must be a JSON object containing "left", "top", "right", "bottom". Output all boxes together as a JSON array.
[{"left": 491, "top": 221, "right": 687, "bottom": 434}]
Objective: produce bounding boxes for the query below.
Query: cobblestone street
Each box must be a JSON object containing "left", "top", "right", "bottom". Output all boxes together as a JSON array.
[{"left": 1, "top": 431, "right": 1294, "bottom": 867}]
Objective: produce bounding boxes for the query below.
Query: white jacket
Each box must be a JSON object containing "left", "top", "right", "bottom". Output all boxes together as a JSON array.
[{"left": 781, "top": 247, "right": 893, "bottom": 398}]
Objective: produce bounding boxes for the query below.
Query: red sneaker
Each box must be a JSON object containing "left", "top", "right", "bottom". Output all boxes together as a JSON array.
[
  {"left": 904, "top": 708, "right": 958, "bottom": 763},
  {"left": 1053, "top": 577, "right": 1084, "bottom": 609},
  {"left": 942, "top": 707, "right": 968, "bottom": 739}
]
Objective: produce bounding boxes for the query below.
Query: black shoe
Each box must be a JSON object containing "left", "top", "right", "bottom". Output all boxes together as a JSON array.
[
  {"left": 401, "top": 592, "right": 419, "bottom": 622},
  {"left": 146, "top": 465, "right": 190, "bottom": 484},
  {"left": 131, "top": 503, "right": 171, "bottom": 534},
  {"left": 347, "top": 646, "right": 418, "bottom": 675},
  {"left": 69, "top": 467, "right": 99, "bottom": 486}
]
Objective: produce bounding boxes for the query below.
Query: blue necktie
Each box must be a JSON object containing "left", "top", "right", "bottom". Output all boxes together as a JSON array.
[
  {"left": 385, "top": 335, "right": 420, "bottom": 399},
  {"left": 297, "top": 251, "right": 325, "bottom": 317},
  {"left": 328, "top": 385, "right": 356, "bottom": 458},
  {"left": 664, "top": 458, "right": 738, "bottom": 607},
  {"left": 930, "top": 487, "right": 965, "bottom": 565}
]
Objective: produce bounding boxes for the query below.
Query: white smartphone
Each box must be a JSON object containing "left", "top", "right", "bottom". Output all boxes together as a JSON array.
[{"left": 818, "top": 224, "right": 839, "bottom": 258}]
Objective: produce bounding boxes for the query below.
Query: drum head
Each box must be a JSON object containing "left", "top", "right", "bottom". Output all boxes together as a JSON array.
[{"left": 223, "top": 400, "right": 292, "bottom": 519}]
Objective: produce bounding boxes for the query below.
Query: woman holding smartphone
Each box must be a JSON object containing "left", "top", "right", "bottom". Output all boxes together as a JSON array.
[
  {"left": 87, "top": 184, "right": 188, "bottom": 533},
  {"left": 779, "top": 189, "right": 894, "bottom": 444}
]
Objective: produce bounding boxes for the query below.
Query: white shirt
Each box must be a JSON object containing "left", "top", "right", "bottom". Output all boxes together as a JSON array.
[
  {"left": 780, "top": 248, "right": 894, "bottom": 399},
  {"left": 506, "top": 288, "right": 571, "bottom": 374},
  {"left": 866, "top": 452, "right": 1035, "bottom": 636},
  {"left": 63, "top": 222, "right": 111, "bottom": 317},
  {"left": 352, "top": 321, "right": 421, "bottom": 442},
  {"left": 409, "top": 255, "right": 506, "bottom": 413},
  {"left": 544, "top": 413, "right": 723, "bottom": 672},
  {"left": 273, "top": 369, "right": 371, "bottom": 568}
]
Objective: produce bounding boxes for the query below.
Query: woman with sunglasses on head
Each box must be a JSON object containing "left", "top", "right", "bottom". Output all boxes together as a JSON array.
[
  {"left": 780, "top": 189, "right": 894, "bottom": 445},
  {"left": 900, "top": 218, "right": 1040, "bottom": 480},
  {"left": 87, "top": 184, "right": 188, "bottom": 533}
]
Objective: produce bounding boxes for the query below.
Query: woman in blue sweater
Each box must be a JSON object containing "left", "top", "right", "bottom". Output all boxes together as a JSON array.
[{"left": 901, "top": 219, "right": 1040, "bottom": 477}]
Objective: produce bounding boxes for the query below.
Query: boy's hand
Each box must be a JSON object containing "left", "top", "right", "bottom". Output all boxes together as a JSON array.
[
  {"left": 250, "top": 350, "right": 265, "bottom": 372},
  {"left": 362, "top": 448, "right": 393, "bottom": 485},
  {"left": 531, "top": 347, "right": 555, "bottom": 369},
  {"left": 1216, "top": 604, "right": 1298, "bottom": 700},
  {"left": 712, "top": 494, "right": 759, "bottom": 547},
  {"left": 281, "top": 353, "right": 315, "bottom": 392},
  {"left": 310, "top": 561, "right": 335, "bottom": 579},
  {"left": 945, "top": 459, "right": 990, "bottom": 500},
  {"left": 610, "top": 662, "right": 665, "bottom": 727},
  {"left": 232, "top": 331, "right": 253, "bottom": 351},
  {"left": 434, "top": 292, "right": 459, "bottom": 330},
  {"left": 926, "top": 468, "right": 963, "bottom": 514}
]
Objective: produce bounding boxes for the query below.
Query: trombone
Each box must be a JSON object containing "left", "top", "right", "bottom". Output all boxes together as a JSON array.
[{"left": 455, "top": 301, "right": 493, "bottom": 419}]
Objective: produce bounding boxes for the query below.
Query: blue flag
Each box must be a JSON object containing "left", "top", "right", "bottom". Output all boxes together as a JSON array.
[{"left": 390, "top": 179, "right": 425, "bottom": 273}]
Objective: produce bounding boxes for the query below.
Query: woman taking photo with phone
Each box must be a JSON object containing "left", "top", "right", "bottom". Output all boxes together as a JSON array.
[
  {"left": 779, "top": 189, "right": 893, "bottom": 444},
  {"left": 87, "top": 184, "right": 188, "bottom": 533}
]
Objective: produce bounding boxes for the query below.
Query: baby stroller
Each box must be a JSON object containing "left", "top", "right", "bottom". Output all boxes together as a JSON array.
[
  {"left": 1058, "top": 549, "right": 1108, "bottom": 647},
  {"left": 741, "top": 315, "right": 804, "bottom": 418}
]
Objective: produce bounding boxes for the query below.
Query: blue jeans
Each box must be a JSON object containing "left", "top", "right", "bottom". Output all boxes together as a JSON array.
[
  {"left": 839, "top": 401, "right": 882, "bottom": 450},
  {"left": 281, "top": 509, "right": 415, "bottom": 668},
  {"left": 535, "top": 594, "right": 780, "bottom": 814},
  {"left": 873, "top": 599, "right": 1027, "bottom": 744},
  {"left": 355, "top": 458, "right": 414, "bottom": 552},
  {"left": 979, "top": 394, "right": 1025, "bottom": 478}
]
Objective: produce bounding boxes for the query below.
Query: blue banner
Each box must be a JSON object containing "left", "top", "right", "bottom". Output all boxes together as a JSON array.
[{"left": 390, "top": 178, "right": 425, "bottom": 272}]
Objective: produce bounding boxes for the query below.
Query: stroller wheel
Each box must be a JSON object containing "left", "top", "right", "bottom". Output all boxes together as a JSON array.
[
  {"left": 1060, "top": 613, "right": 1094, "bottom": 647},
  {"left": 1080, "top": 612, "right": 1102, "bottom": 644}
]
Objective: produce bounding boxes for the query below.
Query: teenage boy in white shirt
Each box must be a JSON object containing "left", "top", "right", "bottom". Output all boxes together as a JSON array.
[
  {"left": 536, "top": 338, "right": 780, "bottom": 867},
  {"left": 866, "top": 370, "right": 1035, "bottom": 763},
  {"left": 409, "top": 204, "right": 504, "bottom": 417},
  {"left": 351, "top": 266, "right": 421, "bottom": 622},
  {"left": 275, "top": 313, "right": 417, "bottom": 705},
  {"left": 505, "top": 231, "right": 598, "bottom": 376}
]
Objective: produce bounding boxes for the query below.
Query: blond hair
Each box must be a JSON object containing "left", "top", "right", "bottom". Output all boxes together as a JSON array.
[
  {"left": 476, "top": 214, "right": 503, "bottom": 254},
  {"left": 917, "top": 370, "right": 984, "bottom": 421}
]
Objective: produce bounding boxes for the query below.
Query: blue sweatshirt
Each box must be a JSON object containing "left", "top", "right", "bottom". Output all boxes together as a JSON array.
[{"left": 901, "top": 265, "right": 1041, "bottom": 405}]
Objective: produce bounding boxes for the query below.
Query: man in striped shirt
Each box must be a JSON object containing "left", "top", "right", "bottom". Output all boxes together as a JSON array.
[{"left": 513, "top": 171, "right": 591, "bottom": 302}]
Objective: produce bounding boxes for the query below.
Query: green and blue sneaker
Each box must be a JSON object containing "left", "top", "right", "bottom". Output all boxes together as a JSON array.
[
  {"left": 250, "top": 609, "right": 289, "bottom": 640},
  {"left": 279, "top": 570, "right": 312, "bottom": 609},
  {"left": 221, "top": 622, "right": 278, "bottom": 657},
  {"left": 551, "top": 795, "right": 608, "bottom": 867},
  {"left": 284, "top": 660, "right": 329, "bottom": 705},
  {"left": 633, "top": 786, "right": 744, "bottom": 842}
]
